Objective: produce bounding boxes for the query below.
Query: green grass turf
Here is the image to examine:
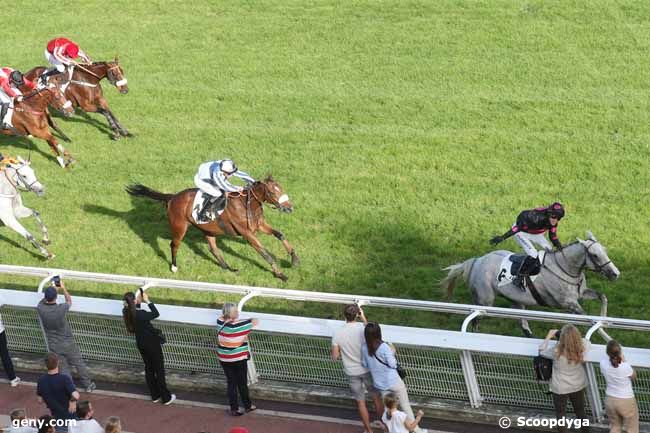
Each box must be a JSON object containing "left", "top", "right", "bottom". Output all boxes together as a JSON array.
[{"left": 1, "top": 0, "right": 649, "bottom": 345}]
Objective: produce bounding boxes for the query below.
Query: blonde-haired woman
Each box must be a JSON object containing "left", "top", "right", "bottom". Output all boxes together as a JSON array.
[
  {"left": 539, "top": 324, "right": 590, "bottom": 433},
  {"left": 600, "top": 340, "right": 638, "bottom": 433},
  {"left": 217, "top": 303, "right": 259, "bottom": 416},
  {"left": 104, "top": 416, "right": 122, "bottom": 433}
]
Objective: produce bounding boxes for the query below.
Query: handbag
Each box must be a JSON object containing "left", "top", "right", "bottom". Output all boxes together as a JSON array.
[
  {"left": 533, "top": 355, "right": 553, "bottom": 382},
  {"left": 373, "top": 346, "right": 407, "bottom": 379}
]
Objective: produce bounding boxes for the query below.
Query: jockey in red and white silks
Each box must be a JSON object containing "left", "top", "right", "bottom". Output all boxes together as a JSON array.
[
  {"left": 40, "top": 37, "right": 91, "bottom": 83},
  {"left": 0, "top": 68, "right": 35, "bottom": 129}
]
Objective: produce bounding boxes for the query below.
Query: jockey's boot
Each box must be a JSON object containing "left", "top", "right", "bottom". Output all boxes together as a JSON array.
[
  {"left": 198, "top": 196, "right": 219, "bottom": 221},
  {"left": 39, "top": 68, "right": 62, "bottom": 85},
  {"left": 514, "top": 256, "right": 540, "bottom": 292},
  {"left": 0, "top": 103, "right": 9, "bottom": 129}
]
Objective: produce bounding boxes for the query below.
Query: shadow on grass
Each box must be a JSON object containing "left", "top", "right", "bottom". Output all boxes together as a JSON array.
[
  {"left": 0, "top": 232, "right": 46, "bottom": 260},
  {"left": 0, "top": 135, "right": 55, "bottom": 164},
  {"left": 82, "top": 196, "right": 270, "bottom": 274},
  {"left": 49, "top": 108, "right": 114, "bottom": 138}
]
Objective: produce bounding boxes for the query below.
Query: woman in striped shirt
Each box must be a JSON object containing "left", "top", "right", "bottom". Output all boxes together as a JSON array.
[{"left": 217, "top": 303, "right": 259, "bottom": 416}]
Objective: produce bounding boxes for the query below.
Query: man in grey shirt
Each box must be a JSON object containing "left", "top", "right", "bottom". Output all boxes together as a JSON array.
[{"left": 36, "top": 279, "right": 95, "bottom": 393}]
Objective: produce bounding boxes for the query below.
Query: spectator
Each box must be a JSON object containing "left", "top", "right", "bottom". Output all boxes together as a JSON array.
[
  {"left": 122, "top": 290, "right": 175, "bottom": 405},
  {"left": 68, "top": 400, "right": 103, "bottom": 433},
  {"left": 103, "top": 417, "right": 121, "bottom": 433},
  {"left": 331, "top": 304, "right": 383, "bottom": 433},
  {"left": 37, "top": 353, "right": 79, "bottom": 433},
  {"left": 539, "top": 324, "right": 590, "bottom": 433},
  {"left": 600, "top": 340, "right": 638, "bottom": 433},
  {"left": 382, "top": 393, "right": 425, "bottom": 433},
  {"left": 216, "top": 303, "right": 258, "bottom": 416},
  {"left": 36, "top": 278, "right": 95, "bottom": 393},
  {"left": 361, "top": 322, "right": 427, "bottom": 433},
  {"left": 37, "top": 416, "right": 55, "bottom": 433},
  {"left": 0, "top": 292, "right": 21, "bottom": 387},
  {"left": 6, "top": 408, "right": 37, "bottom": 433}
]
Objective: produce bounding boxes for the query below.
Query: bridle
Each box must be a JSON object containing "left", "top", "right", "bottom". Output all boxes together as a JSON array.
[
  {"left": 4, "top": 163, "right": 39, "bottom": 193},
  {"left": 70, "top": 62, "right": 127, "bottom": 88},
  {"left": 106, "top": 63, "right": 127, "bottom": 87},
  {"left": 546, "top": 240, "right": 612, "bottom": 284}
]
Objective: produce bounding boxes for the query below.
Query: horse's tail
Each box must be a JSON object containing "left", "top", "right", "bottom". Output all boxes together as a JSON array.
[
  {"left": 440, "top": 258, "right": 476, "bottom": 300},
  {"left": 125, "top": 184, "right": 173, "bottom": 203}
]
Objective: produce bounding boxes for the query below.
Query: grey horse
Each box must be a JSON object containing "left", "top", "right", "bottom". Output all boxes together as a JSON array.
[{"left": 441, "top": 232, "right": 619, "bottom": 337}]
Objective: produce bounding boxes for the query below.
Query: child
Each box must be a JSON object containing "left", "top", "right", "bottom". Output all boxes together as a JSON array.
[{"left": 382, "top": 393, "right": 425, "bottom": 433}]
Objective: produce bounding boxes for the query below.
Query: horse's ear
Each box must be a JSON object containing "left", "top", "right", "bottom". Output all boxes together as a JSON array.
[
  {"left": 115, "top": 54, "right": 119, "bottom": 63},
  {"left": 586, "top": 231, "right": 597, "bottom": 242},
  {"left": 17, "top": 156, "right": 25, "bottom": 164},
  {"left": 265, "top": 174, "right": 274, "bottom": 182}
]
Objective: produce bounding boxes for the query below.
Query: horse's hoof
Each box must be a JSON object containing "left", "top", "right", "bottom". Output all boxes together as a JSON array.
[
  {"left": 56, "top": 156, "right": 65, "bottom": 168},
  {"left": 121, "top": 130, "right": 132, "bottom": 137},
  {"left": 229, "top": 267, "right": 239, "bottom": 273},
  {"left": 291, "top": 254, "right": 300, "bottom": 267},
  {"left": 42, "top": 239, "right": 51, "bottom": 245},
  {"left": 275, "top": 273, "right": 288, "bottom": 282},
  {"left": 523, "top": 329, "right": 534, "bottom": 338},
  {"left": 46, "top": 253, "right": 55, "bottom": 260},
  {"left": 170, "top": 265, "right": 178, "bottom": 273},
  {"left": 66, "top": 158, "right": 77, "bottom": 167},
  {"left": 111, "top": 133, "right": 121, "bottom": 141}
]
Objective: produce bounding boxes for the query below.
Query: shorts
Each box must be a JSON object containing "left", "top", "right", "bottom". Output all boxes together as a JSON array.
[{"left": 348, "top": 372, "right": 376, "bottom": 401}]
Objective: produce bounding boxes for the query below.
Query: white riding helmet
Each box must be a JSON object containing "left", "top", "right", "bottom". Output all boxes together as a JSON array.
[{"left": 220, "top": 159, "right": 237, "bottom": 175}]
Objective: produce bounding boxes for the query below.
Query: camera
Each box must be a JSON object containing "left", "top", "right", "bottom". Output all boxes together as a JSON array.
[{"left": 52, "top": 275, "right": 61, "bottom": 287}]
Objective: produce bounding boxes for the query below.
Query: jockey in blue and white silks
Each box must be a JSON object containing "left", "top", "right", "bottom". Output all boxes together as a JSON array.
[{"left": 194, "top": 159, "right": 255, "bottom": 220}]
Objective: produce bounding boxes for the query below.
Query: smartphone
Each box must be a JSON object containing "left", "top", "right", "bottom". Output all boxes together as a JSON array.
[{"left": 52, "top": 276, "right": 61, "bottom": 287}]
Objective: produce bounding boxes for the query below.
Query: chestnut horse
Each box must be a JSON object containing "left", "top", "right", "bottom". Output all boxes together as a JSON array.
[
  {"left": 0, "top": 77, "right": 76, "bottom": 168},
  {"left": 25, "top": 58, "right": 131, "bottom": 140},
  {"left": 126, "top": 176, "right": 300, "bottom": 281}
]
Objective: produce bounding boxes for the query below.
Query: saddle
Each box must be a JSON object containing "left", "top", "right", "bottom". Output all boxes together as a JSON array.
[{"left": 509, "top": 254, "right": 542, "bottom": 277}]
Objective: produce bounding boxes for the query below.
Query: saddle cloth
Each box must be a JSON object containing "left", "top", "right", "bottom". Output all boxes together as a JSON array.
[
  {"left": 191, "top": 192, "right": 226, "bottom": 224},
  {"left": 496, "top": 251, "right": 546, "bottom": 287}
]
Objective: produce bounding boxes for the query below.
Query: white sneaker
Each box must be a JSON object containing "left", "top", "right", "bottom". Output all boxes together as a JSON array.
[
  {"left": 152, "top": 398, "right": 161, "bottom": 403},
  {"left": 10, "top": 377, "right": 21, "bottom": 387},
  {"left": 163, "top": 394, "right": 176, "bottom": 405}
]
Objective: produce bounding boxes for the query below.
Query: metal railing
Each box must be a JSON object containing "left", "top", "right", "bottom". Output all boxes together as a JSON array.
[{"left": 1, "top": 265, "right": 650, "bottom": 425}]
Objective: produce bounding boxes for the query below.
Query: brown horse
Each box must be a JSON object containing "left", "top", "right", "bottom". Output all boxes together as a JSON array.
[
  {"left": 25, "top": 58, "right": 131, "bottom": 140},
  {"left": 1, "top": 77, "right": 76, "bottom": 168},
  {"left": 126, "top": 176, "right": 300, "bottom": 281}
]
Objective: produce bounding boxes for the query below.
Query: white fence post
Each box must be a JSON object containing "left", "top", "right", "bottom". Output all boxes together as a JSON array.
[
  {"left": 460, "top": 310, "right": 484, "bottom": 408},
  {"left": 585, "top": 321, "right": 606, "bottom": 422},
  {"left": 238, "top": 290, "right": 260, "bottom": 385}
]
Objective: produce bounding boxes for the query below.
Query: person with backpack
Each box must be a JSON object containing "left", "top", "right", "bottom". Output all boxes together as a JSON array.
[{"left": 539, "top": 324, "right": 590, "bottom": 433}]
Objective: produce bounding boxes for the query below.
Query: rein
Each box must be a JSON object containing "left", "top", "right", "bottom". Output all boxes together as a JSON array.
[{"left": 542, "top": 240, "right": 610, "bottom": 288}]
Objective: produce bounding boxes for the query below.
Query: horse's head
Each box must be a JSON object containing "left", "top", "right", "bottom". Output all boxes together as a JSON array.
[
  {"left": 259, "top": 176, "right": 293, "bottom": 213},
  {"left": 41, "top": 77, "right": 74, "bottom": 117},
  {"left": 106, "top": 57, "right": 128, "bottom": 94},
  {"left": 577, "top": 231, "right": 620, "bottom": 281},
  {"left": 6, "top": 156, "right": 45, "bottom": 196}
]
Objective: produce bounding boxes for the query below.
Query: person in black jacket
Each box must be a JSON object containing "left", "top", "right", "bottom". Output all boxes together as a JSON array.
[
  {"left": 490, "top": 202, "right": 565, "bottom": 290},
  {"left": 122, "top": 289, "right": 175, "bottom": 405}
]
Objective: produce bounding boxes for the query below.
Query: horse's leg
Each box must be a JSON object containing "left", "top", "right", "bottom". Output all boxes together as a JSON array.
[
  {"left": 44, "top": 132, "right": 74, "bottom": 168},
  {"left": 581, "top": 288, "right": 612, "bottom": 341},
  {"left": 14, "top": 196, "right": 49, "bottom": 245},
  {"left": 258, "top": 221, "right": 299, "bottom": 267},
  {"left": 241, "top": 231, "right": 288, "bottom": 281},
  {"left": 46, "top": 112, "right": 71, "bottom": 142},
  {"left": 169, "top": 220, "right": 189, "bottom": 273},
  {"left": 1, "top": 211, "right": 53, "bottom": 259},
  {"left": 106, "top": 109, "right": 131, "bottom": 137},
  {"left": 205, "top": 235, "right": 237, "bottom": 272},
  {"left": 511, "top": 303, "right": 533, "bottom": 337},
  {"left": 96, "top": 98, "right": 122, "bottom": 140}
]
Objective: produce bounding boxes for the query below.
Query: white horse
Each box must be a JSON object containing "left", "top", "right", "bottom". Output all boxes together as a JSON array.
[{"left": 0, "top": 156, "right": 53, "bottom": 258}]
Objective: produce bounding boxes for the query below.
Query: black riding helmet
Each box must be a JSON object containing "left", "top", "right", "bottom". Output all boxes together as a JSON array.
[
  {"left": 9, "top": 70, "right": 25, "bottom": 86},
  {"left": 548, "top": 202, "right": 565, "bottom": 219}
]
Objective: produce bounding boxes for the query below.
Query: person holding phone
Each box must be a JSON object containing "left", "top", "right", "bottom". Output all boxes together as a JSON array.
[
  {"left": 332, "top": 304, "right": 383, "bottom": 433},
  {"left": 122, "top": 288, "right": 175, "bottom": 405},
  {"left": 36, "top": 277, "right": 95, "bottom": 393}
]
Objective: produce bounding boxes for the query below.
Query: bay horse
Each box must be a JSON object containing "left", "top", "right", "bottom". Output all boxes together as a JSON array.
[
  {"left": 1, "top": 77, "right": 76, "bottom": 168},
  {"left": 126, "top": 176, "right": 300, "bottom": 281},
  {"left": 25, "top": 58, "right": 131, "bottom": 140},
  {"left": 0, "top": 156, "right": 53, "bottom": 259}
]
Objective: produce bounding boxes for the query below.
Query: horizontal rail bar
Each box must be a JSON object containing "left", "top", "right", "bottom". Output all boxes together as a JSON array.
[{"left": 1, "top": 264, "right": 649, "bottom": 331}]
